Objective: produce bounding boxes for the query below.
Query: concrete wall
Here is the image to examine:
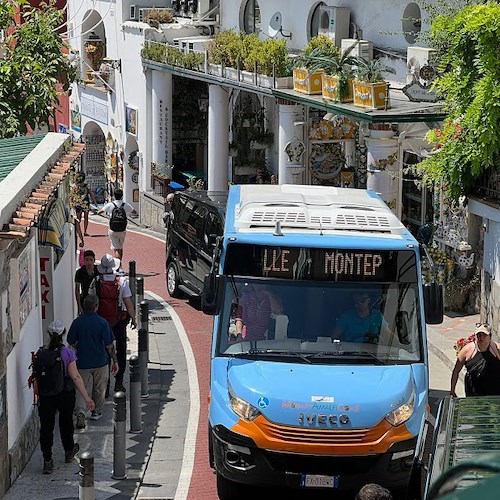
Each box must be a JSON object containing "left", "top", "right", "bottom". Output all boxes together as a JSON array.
[
  {"left": 140, "top": 191, "right": 168, "bottom": 232},
  {"left": 469, "top": 199, "right": 500, "bottom": 337}
]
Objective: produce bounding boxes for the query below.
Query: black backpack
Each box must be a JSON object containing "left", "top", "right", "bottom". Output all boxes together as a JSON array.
[
  {"left": 109, "top": 202, "right": 128, "bottom": 232},
  {"left": 34, "top": 348, "right": 74, "bottom": 397}
]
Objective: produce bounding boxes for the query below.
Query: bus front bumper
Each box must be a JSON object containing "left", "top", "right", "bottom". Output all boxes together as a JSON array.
[{"left": 211, "top": 424, "right": 417, "bottom": 492}]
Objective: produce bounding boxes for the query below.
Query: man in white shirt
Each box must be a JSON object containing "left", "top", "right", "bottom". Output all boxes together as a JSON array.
[{"left": 97, "top": 188, "right": 136, "bottom": 261}]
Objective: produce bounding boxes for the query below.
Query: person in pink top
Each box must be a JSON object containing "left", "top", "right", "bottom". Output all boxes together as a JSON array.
[{"left": 235, "top": 284, "right": 272, "bottom": 341}]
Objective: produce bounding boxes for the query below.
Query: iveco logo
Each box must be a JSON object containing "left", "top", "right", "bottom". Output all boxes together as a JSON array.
[{"left": 298, "top": 413, "right": 350, "bottom": 425}]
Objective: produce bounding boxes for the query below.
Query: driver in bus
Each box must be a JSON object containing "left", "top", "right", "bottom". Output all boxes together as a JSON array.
[{"left": 333, "top": 292, "right": 391, "bottom": 344}]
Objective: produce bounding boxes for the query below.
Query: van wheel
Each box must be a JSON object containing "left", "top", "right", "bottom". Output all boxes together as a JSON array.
[
  {"left": 166, "top": 262, "right": 182, "bottom": 297},
  {"left": 216, "top": 473, "right": 242, "bottom": 500}
]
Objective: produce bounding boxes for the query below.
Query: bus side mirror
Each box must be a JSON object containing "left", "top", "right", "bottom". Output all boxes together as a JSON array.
[
  {"left": 202, "top": 273, "right": 226, "bottom": 315},
  {"left": 423, "top": 282, "right": 444, "bottom": 324}
]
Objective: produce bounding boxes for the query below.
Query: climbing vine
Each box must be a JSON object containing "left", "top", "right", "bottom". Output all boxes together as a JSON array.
[{"left": 418, "top": 2, "right": 500, "bottom": 204}]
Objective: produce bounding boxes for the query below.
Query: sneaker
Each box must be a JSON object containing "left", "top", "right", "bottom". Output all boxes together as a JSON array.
[
  {"left": 65, "top": 443, "right": 80, "bottom": 463},
  {"left": 114, "top": 381, "right": 126, "bottom": 393},
  {"left": 89, "top": 410, "right": 102, "bottom": 420},
  {"left": 43, "top": 459, "right": 54, "bottom": 474},
  {"left": 75, "top": 412, "right": 86, "bottom": 429}
]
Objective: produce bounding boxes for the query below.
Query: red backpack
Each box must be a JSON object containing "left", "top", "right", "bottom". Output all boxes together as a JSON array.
[{"left": 94, "top": 275, "right": 127, "bottom": 326}]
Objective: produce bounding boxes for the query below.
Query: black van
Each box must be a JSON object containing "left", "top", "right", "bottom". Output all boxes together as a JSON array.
[{"left": 165, "top": 191, "right": 226, "bottom": 298}]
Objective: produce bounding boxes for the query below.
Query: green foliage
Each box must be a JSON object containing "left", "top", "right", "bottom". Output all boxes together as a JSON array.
[
  {"left": 418, "top": 2, "right": 500, "bottom": 203},
  {"left": 355, "top": 58, "right": 396, "bottom": 83},
  {"left": 141, "top": 42, "right": 204, "bottom": 70},
  {"left": 0, "top": 0, "right": 75, "bottom": 138},
  {"left": 207, "top": 30, "right": 291, "bottom": 77},
  {"left": 292, "top": 35, "right": 341, "bottom": 69}
]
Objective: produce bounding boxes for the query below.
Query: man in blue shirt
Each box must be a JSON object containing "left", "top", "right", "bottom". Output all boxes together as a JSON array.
[
  {"left": 67, "top": 294, "right": 117, "bottom": 428},
  {"left": 334, "top": 292, "right": 390, "bottom": 343}
]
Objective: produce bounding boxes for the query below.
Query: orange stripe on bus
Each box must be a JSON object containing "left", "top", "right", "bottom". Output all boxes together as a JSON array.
[{"left": 232, "top": 415, "right": 412, "bottom": 455}]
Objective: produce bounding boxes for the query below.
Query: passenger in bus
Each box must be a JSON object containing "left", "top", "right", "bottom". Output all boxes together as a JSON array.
[
  {"left": 333, "top": 292, "right": 390, "bottom": 343},
  {"left": 234, "top": 284, "right": 272, "bottom": 341}
]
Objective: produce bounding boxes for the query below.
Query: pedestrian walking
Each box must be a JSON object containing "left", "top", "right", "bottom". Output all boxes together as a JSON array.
[
  {"left": 67, "top": 294, "right": 118, "bottom": 429},
  {"left": 70, "top": 172, "right": 97, "bottom": 248},
  {"left": 74, "top": 249, "right": 99, "bottom": 315},
  {"left": 92, "top": 254, "right": 137, "bottom": 393},
  {"left": 451, "top": 323, "right": 500, "bottom": 397},
  {"left": 97, "top": 188, "right": 136, "bottom": 261},
  {"left": 32, "top": 320, "right": 95, "bottom": 474}
]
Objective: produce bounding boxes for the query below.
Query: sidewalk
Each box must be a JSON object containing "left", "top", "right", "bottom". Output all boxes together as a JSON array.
[
  {"left": 426, "top": 311, "right": 480, "bottom": 374},
  {"left": 5, "top": 292, "right": 189, "bottom": 500}
]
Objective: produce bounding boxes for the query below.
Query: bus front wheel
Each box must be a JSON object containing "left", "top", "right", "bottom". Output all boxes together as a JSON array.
[{"left": 216, "top": 472, "right": 242, "bottom": 500}]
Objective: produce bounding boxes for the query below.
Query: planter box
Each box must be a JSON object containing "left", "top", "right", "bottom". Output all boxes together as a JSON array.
[
  {"left": 322, "top": 74, "right": 353, "bottom": 102},
  {"left": 293, "top": 68, "right": 324, "bottom": 94},
  {"left": 258, "top": 74, "right": 293, "bottom": 89},
  {"left": 353, "top": 80, "right": 390, "bottom": 109}
]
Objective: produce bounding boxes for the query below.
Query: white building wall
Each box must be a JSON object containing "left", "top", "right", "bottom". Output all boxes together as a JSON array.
[{"left": 6, "top": 237, "right": 43, "bottom": 448}]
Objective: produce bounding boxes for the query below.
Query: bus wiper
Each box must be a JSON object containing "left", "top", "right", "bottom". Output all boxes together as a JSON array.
[
  {"left": 232, "top": 349, "right": 312, "bottom": 364},
  {"left": 310, "top": 350, "right": 386, "bottom": 365}
]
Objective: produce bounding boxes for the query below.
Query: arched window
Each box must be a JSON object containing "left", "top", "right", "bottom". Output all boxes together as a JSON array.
[
  {"left": 402, "top": 3, "right": 422, "bottom": 44},
  {"left": 243, "top": 0, "right": 261, "bottom": 34},
  {"left": 309, "top": 2, "right": 326, "bottom": 39}
]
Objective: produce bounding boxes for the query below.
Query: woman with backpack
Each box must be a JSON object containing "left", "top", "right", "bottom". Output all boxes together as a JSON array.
[{"left": 34, "top": 320, "right": 95, "bottom": 474}]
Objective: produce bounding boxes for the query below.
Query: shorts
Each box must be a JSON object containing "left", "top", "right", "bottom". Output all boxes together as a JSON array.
[{"left": 108, "top": 229, "right": 126, "bottom": 250}]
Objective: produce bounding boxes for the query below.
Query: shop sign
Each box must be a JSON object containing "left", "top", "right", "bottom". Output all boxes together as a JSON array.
[
  {"left": 402, "top": 81, "right": 439, "bottom": 103},
  {"left": 9, "top": 237, "right": 36, "bottom": 341},
  {"left": 81, "top": 95, "right": 108, "bottom": 124},
  {"left": 39, "top": 247, "right": 54, "bottom": 329}
]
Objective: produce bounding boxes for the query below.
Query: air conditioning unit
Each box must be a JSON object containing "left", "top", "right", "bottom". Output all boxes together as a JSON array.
[
  {"left": 407, "top": 47, "right": 437, "bottom": 86},
  {"left": 138, "top": 7, "right": 172, "bottom": 23},
  {"left": 179, "top": 36, "right": 212, "bottom": 53},
  {"left": 318, "top": 6, "right": 350, "bottom": 47},
  {"left": 341, "top": 39, "right": 373, "bottom": 61}
]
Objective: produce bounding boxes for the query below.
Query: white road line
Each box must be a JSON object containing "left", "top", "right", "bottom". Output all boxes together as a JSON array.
[{"left": 146, "top": 291, "right": 200, "bottom": 500}]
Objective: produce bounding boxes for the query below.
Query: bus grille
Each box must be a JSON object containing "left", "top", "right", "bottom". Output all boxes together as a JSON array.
[{"left": 259, "top": 420, "right": 385, "bottom": 444}]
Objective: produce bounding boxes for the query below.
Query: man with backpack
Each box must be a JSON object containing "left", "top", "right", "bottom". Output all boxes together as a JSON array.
[
  {"left": 67, "top": 294, "right": 118, "bottom": 428},
  {"left": 97, "top": 188, "right": 136, "bottom": 261},
  {"left": 92, "top": 253, "right": 137, "bottom": 393},
  {"left": 32, "top": 320, "right": 95, "bottom": 474}
]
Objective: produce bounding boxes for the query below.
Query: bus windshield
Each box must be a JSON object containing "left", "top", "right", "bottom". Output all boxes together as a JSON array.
[{"left": 215, "top": 245, "right": 423, "bottom": 364}]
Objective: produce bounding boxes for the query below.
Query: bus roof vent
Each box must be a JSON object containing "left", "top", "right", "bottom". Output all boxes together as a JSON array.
[{"left": 235, "top": 185, "right": 406, "bottom": 235}]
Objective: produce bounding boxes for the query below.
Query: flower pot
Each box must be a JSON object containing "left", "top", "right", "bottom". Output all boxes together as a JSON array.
[
  {"left": 353, "top": 80, "right": 390, "bottom": 109},
  {"left": 322, "top": 74, "right": 353, "bottom": 102},
  {"left": 293, "top": 68, "right": 324, "bottom": 94}
]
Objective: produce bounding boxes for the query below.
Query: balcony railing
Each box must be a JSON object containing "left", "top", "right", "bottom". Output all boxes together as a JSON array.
[
  {"left": 475, "top": 168, "right": 500, "bottom": 205},
  {"left": 141, "top": 40, "right": 293, "bottom": 90}
]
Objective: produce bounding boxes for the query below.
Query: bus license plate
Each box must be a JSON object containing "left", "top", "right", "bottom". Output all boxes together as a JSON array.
[{"left": 300, "top": 474, "right": 339, "bottom": 488}]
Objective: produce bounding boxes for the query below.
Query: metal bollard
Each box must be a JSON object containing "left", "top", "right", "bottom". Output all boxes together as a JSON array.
[
  {"left": 140, "top": 299, "right": 149, "bottom": 333},
  {"left": 129, "top": 355, "right": 142, "bottom": 433},
  {"left": 138, "top": 328, "right": 149, "bottom": 398},
  {"left": 129, "top": 260, "right": 136, "bottom": 305},
  {"left": 112, "top": 391, "right": 127, "bottom": 480},
  {"left": 136, "top": 277, "right": 144, "bottom": 327},
  {"left": 79, "top": 452, "right": 94, "bottom": 500}
]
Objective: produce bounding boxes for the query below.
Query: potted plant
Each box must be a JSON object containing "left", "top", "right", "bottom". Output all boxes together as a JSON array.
[
  {"left": 352, "top": 58, "right": 396, "bottom": 109},
  {"left": 292, "top": 35, "right": 339, "bottom": 95},
  {"left": 144, "top": 8, "right": 173, "bottom": 28},
  {"left": 303, "top": 42, "right": 358, "bottom": 102}
]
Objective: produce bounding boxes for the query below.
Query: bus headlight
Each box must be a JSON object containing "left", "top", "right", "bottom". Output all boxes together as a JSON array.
[
  {"left": 229, "top": 388, "right": 260, "bottom": 421},
  {"left": 385, "top": 389, "right": 414, "bottom": 426}
]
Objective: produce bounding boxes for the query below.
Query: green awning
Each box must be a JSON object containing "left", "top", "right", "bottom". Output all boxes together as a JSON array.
[{"left": 0, "top": 134, "right": 46, "bottom": 182}]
